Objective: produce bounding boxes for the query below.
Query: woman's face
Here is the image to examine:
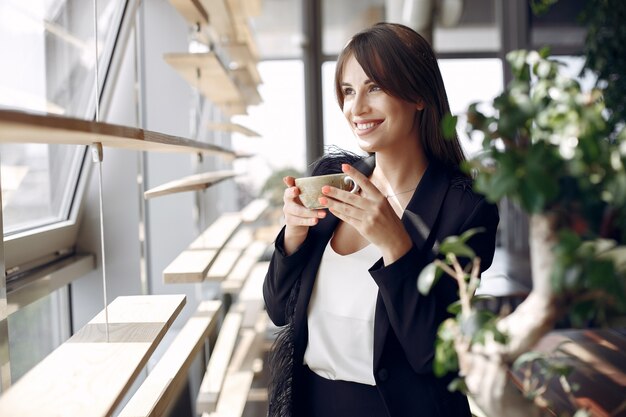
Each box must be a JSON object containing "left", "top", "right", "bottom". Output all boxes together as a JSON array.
[{"left": 340, "top": 55, "right": 423, "bottom": 154}]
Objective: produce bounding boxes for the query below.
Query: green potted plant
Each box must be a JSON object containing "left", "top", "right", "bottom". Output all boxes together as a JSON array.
[{"left": 418, "top": 1, "right": 626, "bottom": 414}]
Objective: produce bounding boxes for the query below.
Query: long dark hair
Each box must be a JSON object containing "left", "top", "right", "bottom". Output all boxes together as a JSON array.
[{"left": 334, "top": 22, "right": 466, "bottom": 171}]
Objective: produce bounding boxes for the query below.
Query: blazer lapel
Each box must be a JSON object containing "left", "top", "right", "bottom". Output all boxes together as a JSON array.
[
  {"left": 373, "top": 161, "right": 451, "bottom": 371},
  {"left": 401, "top": 161, "right": 451, "bottom": 255}
]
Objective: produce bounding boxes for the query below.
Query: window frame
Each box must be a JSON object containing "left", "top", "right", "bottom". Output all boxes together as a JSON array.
[{"left": 2, "top": 0, "right": 136, "bottom": 276}]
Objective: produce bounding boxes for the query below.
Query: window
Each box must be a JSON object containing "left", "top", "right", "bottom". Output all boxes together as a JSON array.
[{"left": 0, "top": 0, "right": 127, "bottom": 271}]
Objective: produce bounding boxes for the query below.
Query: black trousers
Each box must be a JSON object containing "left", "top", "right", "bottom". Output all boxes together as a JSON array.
[{"left": 300, "top": 366, "right": 389, "bottom": 417}]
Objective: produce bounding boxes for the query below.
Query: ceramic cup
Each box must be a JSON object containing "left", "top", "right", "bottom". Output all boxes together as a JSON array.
[{"left": 295, "top": 173, "right": 359, "bottom": 209}]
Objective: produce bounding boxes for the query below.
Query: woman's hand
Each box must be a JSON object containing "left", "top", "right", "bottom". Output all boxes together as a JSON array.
[
  {"left": 282, "top": 176, "right": 326, "bottom": 255},
  {"left": 319, "top": 164, "right": 413, "bottom": 265}
]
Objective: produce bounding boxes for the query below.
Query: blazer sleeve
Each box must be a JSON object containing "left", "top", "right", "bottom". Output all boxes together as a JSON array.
[
  {"left": 263, "top": 226, "right": 314, "bottom": 326},
  {"left": 369, "top": 196, "right": 499, "bottom": 374}
]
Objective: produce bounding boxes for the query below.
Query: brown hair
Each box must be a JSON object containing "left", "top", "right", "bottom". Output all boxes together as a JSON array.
[{"left": 335, "top": 22, "right": 466, "bottom": 170}]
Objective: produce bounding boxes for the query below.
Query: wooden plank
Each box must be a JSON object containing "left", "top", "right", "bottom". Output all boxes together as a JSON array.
[
  {"left": 203, "top": 312, "right": 268, "bottom": 417},
  {"left": 222, "top": 228, "right": 254, "bottom": 251},
  {"left": 240, "top": 198, "right": 269, "bottom": 223},
  {"left": 206, "top": 248, "right": 242, "bottom": 281},
  {"left": 228, "top": 313, "right": 268, "bottom": 374},
  {"left": 119, "top": 300, "right": 222, "bottom": 417},
  {"left": 221, "top": 241, "right": 267, "bottom": 295},
  {"left": 206, "top": 122, "right": 260, "bottom": 137},
  {"left": 189, "top": 212, "right": 243, "bottom": 250},
  {"left": 231, "top": 66, "right": 262, "bottom": 106},
  {"left": 220, "top": 42, "right": 257, "bottom": 66},
  {"left": 211, "top": 371, "right": 254, "bottom": 417},
  {"left": 118, "top": 300, "right": 222, "bottom": 417},
  {"left": 219, "top": 102, "right": 248, "bottom": 117},
  {"left": 163, "top": 249, "right": 217, "bottom": 283},
  {"left": 205, "top": 228, "right": 253, "bottom": 281},
  {"left": 164, "top": 52, "right": 243, "bottom": 105},
  {"left": 0, "top": 295, "right": 186, "bottom": 417},
  {"left": 163, "top": 213, "right": 243, "bottom": 284},
  {"left": 199, "top": 0, "right": 235, "bottom": 41},
  {"left": 0, "top": 109, "right": 236, "bottom": 158},
  {"left": 196, "top": 309, "right": 244, "bottom": 414},
  {"left": 169, "top": 0, "right": 209, "bottom": 26},
  {"left": 238, "top": 262, "right": 268, "bottom": 328},
  {"left": 144, "top": 170, "right": 237, "bottom": 199}
]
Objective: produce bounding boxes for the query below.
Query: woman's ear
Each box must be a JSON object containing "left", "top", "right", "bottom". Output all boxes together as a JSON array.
[{"left": 415, "top": 100, "right": 425, "bottom": 111}]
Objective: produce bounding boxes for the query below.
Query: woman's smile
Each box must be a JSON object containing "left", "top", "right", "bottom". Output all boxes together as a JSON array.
[{"left": 353, "top": 119, "right": 383, "bottom": 135}]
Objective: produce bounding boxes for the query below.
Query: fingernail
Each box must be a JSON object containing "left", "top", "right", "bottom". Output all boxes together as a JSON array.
[
  {"left": 321, "top": 185, "right": 330, "bottom": 194},
  {"left": 342, "top": 164, "right": 350, "bottom": 172},
  {"left": 317, "top": 210, "right": 326, "bottom": 218},
  {"left": 318, "top": 197, "right": 328, "bottom": 205}
]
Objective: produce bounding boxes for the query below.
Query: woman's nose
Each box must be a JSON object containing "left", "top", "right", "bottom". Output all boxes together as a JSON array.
[{"left": 351, "top": 92, "right": 369, "bottom": 115}]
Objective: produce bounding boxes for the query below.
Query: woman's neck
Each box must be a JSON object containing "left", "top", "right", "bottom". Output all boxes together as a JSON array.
[{"left": 372, "top": 148, "right": 429, "bottom": 195}]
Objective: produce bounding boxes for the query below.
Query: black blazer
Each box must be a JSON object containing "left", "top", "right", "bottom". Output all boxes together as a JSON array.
[{"left": 263, "top": 155, "right": 499, "bottom": 417}]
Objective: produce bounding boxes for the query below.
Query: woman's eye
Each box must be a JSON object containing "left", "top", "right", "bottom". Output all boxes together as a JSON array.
[
  {"left": 343, "top": 87, "right": 355, "bottom": 95},
  {"left": 370, "top": 85, "right": 381, "bottom": 92}
]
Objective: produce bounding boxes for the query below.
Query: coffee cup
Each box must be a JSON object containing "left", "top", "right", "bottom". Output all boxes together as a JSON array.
[{"left": 295, "top": 173, "right": 359, "bottom": 209}]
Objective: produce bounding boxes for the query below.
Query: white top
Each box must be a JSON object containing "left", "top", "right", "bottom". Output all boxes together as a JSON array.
[{"left": 303, "top": 238, "right": 381, "bottom": 385}]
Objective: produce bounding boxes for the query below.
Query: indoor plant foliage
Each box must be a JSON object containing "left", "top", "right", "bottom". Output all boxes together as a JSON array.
[{"left": 420, "top": 49, "right": 626, "bottom": 417}]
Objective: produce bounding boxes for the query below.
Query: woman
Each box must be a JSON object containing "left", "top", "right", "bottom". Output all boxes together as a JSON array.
[{"left": 263, "top": 22, "right": 499, "bottom": 417}]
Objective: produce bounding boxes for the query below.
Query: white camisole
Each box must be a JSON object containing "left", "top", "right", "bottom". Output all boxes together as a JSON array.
[{"left": 303, "top": 238, "right": 381, "bottom": 385}]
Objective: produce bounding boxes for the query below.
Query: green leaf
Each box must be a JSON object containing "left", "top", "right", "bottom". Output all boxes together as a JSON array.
[
  {"left": 417, "top": 262, "right": 441, "bottom": 295},
  {"left": 447, "top": 378, "right": 468, "bottom": 393},
  {"left": 447, "top": 300, "right": 462, "bottom": 315},
  {"left": 439, "top": 236, "right": 476, "bottom": 259},
  {"left": 458, "top": 227, "right": 486, "bottom": 243}
]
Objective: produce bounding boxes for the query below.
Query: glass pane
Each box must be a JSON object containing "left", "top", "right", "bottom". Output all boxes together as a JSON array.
[
  {"left": 250, "top": 0, "right": 303, "bottom": 59},
  {"left": 529, "top": 0, "right": 587, "bottom": 51},
  {"left": 0, "top": 0, "right": 124, "bottom": 235},
  {"left": 232, "top": 60, "right": 307, "bottom": 192},
  {"left": 433, "top": 0, "right": 499, "bottom": 53},
  {"left": 1, "top": 144, "right": 84, "bottom": 234},
  {"left": 322, "top": 0, "right": 498, "bottom": 56},
  {"left": 8, "top": 286, "right": 71, "bottom": 382},
  {"left": 439, "top": 58, "right": 503, "bottom": 158},
  {"left": 0, "top": 0, "right": 120, "bottom": 116},
  {"left": 322, "top": 0, "right": 384, "bottom": 56}
]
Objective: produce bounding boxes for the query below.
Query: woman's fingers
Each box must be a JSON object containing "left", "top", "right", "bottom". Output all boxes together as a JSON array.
[
  {"left": 282, "top": 178, "right": 325, "bottom": 227},
  {"left": 283, "top": 176, "right": 295, "bottom": 187},
  {"left": 342, "top": 164, "right": 381, "bottom": 196}
]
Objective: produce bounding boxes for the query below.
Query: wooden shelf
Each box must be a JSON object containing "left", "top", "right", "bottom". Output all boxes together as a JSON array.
[
  {"left": 0, "top": 294, "right": 186, "bottom": 417},
  {"left": 118, "top": 300, "right": 222, "bottom": 417},
  {"left": 200, "top": 0, "right": 235, "bottom": 41},
  {"left": 0, "top": 109, "right": 237, "bottom": 158},
  {"left": 164, "top": 52, "right": 244, "bottom": 106},
  {"left": 169, "top": 0, "right": 209, "bottom": 27},
  {"left": 144, "top": 170, "right": 237, "bottom": 199},
  {"left": 221, "top": 42, "right": 257, "bottom": 67},
  {"left": 206, "top": 122, "right": 260, "bottom": 137},
  {"left": 220, "top": 102, "right": 248, "bottom": 116},
  {"left": 240, "top": 198, "right": 269, "bottom": 223},
  {"left": 164, "top": 212, "right": 243, "bottom": 283}
]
